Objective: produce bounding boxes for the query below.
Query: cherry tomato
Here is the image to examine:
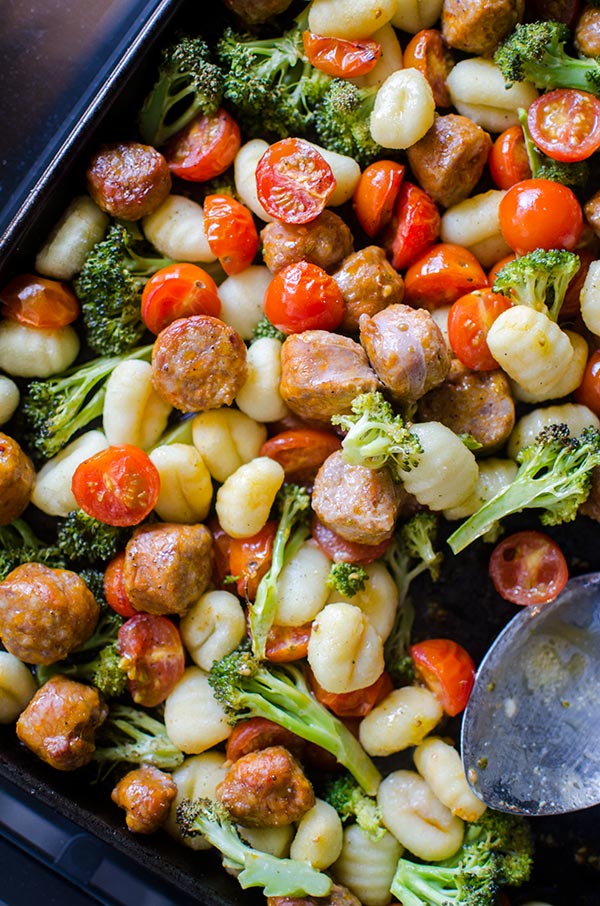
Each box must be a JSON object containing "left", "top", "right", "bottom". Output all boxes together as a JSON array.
[
  {"left": 229, "top": 521, "right": 277, "bottom": 600},
  {"left": 255, "top": 137, "right": 336, "bottom": 225},
  {"left": 118, "top": 613, "right": 185, "bottom": 707},
  {"left": 208, "top": 518, "right": 234, "bottom": 590},
  {"left": 0, "top": 274, "right": 80, "bottom": 328},
  {"left": 402, "top": 29, "right": 453, "bottom": 107},
  {"left": 489, "top": 530, "right": 569, "bottom": 607},
  {"left": 104, "top": 551, "right": 137, "bottom": 617},
  {"left": 403, "top": 242, "right": 488, "bottom": 310},
  {"left": 498, "top": 178, "right": 583, "bottom": 254},
  {"left": 410, "top": 638, "right": 476, "bottom": 717},
  {"left": 141, "top": 263, "right": 221, "bottom": 334},
  {"left": 264, "top": 622, "right": 312, "bottom": 663},
  {"left": 226, "top": 717, "right": 306, "bottom": 762},
  {"left": 381, "top": 181, "right": 441, "bottom": 271},
  {"left": 574, "top": 349, "right": 600, "bottom": 415},
  {"left": 259, "top": 428, "right": 342, "bottom": 483},
  {"left": 527, "top": 88, "right": 600, "bottom": 163},
  {"left": 203, "top": 194, "right": 259, "bottom": 275},
  {"left": 307, "top": 665, "right": 393, "bottom": 718},
  {"left": 264, "top": 260, "right": 345, "bottom": 334},
  {"left": 488, "top": 125, "right": 531, "bottom": 190},
  {"left": 302, "top": 31, "right": 381, "bottom": 77},
  {"left": 72, "top": 444, "right": 160, "bottom": 527},
  {"left": 164, "top": 108, "right": 241, "bottom": 181},
  {"left": 447, "top": 289, "right": 513, "bottom": 371},
  {"left": 311, "top": 516, "right": 390, "bottom": 564},
  {"left": 353, "top": 160, "right": 405, "bottom": 238}
]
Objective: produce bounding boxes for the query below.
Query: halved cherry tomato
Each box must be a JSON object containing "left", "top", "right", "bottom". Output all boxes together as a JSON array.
[
  {"left": 410, "top": 638, "right": 476, "bottom": 717},
  {"left": 255, "top": 137, "right": 336, "bottom": 225},
  {"left": 118, "top": 613, "right": 185, "bottom": 707},
  {"left": 164, "top": 108, "right": 241, "bottom": 181},
  {"left": 574, "top": 348, "right": 600, "bottom": 415},
  {"left": 489, "top": 530, "right": 569, "bottom": 607},
  {"left": 498, "top": 178, "right": 583, "bottom": 254},
  {"left": 527, "top": 88, "right": 600, "bottom": 163},
  {"left": 260, "top": 428, "right": 342, "bottom": 483},
  {"left": 307, "top": 665, "right": 394, "bottom": 718},
  {"left": 0, "top": 274, "right": 80, "bottom": 328},
  {"left": 104, "top": 551, "right": 137, "bottom": 618},
  {"left": 226, "top": 717, "right": 306, "bottom": 762},
  {"left": 403, "top": 242, "right": 488, "bottom": 310},
  {"left": 488, "top": 125, "right": 531, "bottom": 190},
  {"left": 72, "top": 444, "right": 160, "bottom": 527},
  {"left": 229, "top": 521, "right": 277, "bottom": 600},
  {"left": 203, "top": 194, "right": 259, "bottom": 275},
  {"left": 264, "top": 260, "right": 345, "bottom": 333},
  {"left": 381, "top": 181, "right": 441, "bottom": 271},
  {"left": 311, "top": 516, "right": 390, "bottom": 564},
  {"left": 141, "top": 263, "right": 221, "bottom": 334},
  {"left": 302, "top": 31, "right": 381, "bottom": 77},
  {"left": 402, "top": 29, "right": 453, "bottom": 108},
  {"left": 353, "top": 160, "right": 405, "bottom": 238},
  {"left": 447, "top": 289, "right": 513, "bottom": 371},
  {"left": 264, "top": 622, "right": 312, "bottom": 663}
]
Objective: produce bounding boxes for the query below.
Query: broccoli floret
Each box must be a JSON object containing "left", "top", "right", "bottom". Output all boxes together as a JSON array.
[
  {"left": 518, "top": 107, "right": 589, "bottom": 188},
  {"left": 251, "top": 316, "right": 286, "bottom": 343},
  {"left": 138, "top": 35, "right": 224, "bottom": 146},
  {"left": 248, "top": 483, "right": 311, "bottom": 658},
  {"left": 399, "top": 511, "right": 443, "bottom": 583},
  {"left": 21, "top": 343, "right": 153, "bottom": 460},
  {"left": 0, "top": 518, "right": 65, "bottom": 581},
  {"left": 93, "top": 703, "right": 184, "bottom": 775},
  {"left": 492, "top": 247, "right": 580, "bottom": 321},
  {"left": 75, "top": 224, "right": 173, "bottom": 355},
  {"left": 323, "top": 771, "right": 385, "bottom": 841},
  {"left": 56, "top": 509, "right": 130, "bottom": 565},
  {"left": 331, "top": 391, "right": 422, "bottom": 481},
  {"left": 209, "top": 643, "right": 382, "bottom": 794},
  {"left": 327, "top": 561, "right": 369, "bottom": 597},
  {"left": 177, "top": 798, "right": 332, "bottom": 897},
  {"left": 448, "top": 424, "right": 600, "bottom": 554},
  {"left": 494, "top": 20, "right": 600, "bottom": 92},
  {"left": 314, "top": 78, "right": 384, "bottom": 168}
]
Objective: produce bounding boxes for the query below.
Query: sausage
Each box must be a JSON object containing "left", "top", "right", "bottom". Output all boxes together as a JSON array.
[
  {"left": 311, "top": 450, "right": 402, "bottom": 546},
  {"left": 123, "top": 522, "right": 213, "bottom": 616},
  {"left": 86, "top": 141, "right": 171, "bottom": 221},
  {"left": 261, "top": 210, "right": 354, "bottom": 275},
  {"left": 280, "top": 331, "right": 381, "bottom": 423},
  {"left": 0, "top": 563, "right": 100, "bottom": 665},
  {"left": 111, "top": 765, "right": 177, "bottom": 834},
  {"left": 16, "top": 675, "right": 108, "bottom": 771},
  {"left": 0, "top": 432, "right": 35, "bottom": 525},
  {"left": 222, "top": 0, "right": 294, "bottom": 25},
  {"left": 406, "top": 115, "right": 493, "bottom": 209},
  {"left": 416, "top": 358, "right": 516, "bottom": 454},
  {"left": 579, "top": 465, "right": 600, "bottom": 521},
  {"left": 441, "top": 0, "right": 525, "bottom": 55},
  {"left": 584, "top": 190, "right": 600, "bottom": 238},
  {"left": 359, "top": 304, "right": 451, "bottom": 403},
  {"left": 151, "top": 315, "right": 247, "bottom": 412},
  {"left": 333, "top": 246, "right": 405, "bottom": 334},
  {"left": 267, "top": 884, "right": 363, "bottom": 906},
  {"left": 216, "top": 745, "right": 315, "bottom": 827},
  {"left": 575, "top": 6, "right": 600, "bottom": 56}
]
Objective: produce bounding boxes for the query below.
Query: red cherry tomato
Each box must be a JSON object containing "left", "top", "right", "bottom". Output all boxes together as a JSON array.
[
  {"left": 302, "top": 31, "right": 382, "bottom": 77},
  {"left": 264, "top": 622, "right": 312, "bottom": 663},
  {"left": 489, "top": 530, "right": 569, "bottom": 607},
  {"left": 104, "top": 551, "right": 137, "bottom": 618},
  {"left": 164, "top": 108, "right": 241, "bottom": 181},
  {"left": 381, "top": 181, "right": 441, "bottom": 271},
  {"left": 0, "top": 274, "right": 80, "bottom": 328},
  {"left": 226, "top": 717, "right": 306, "bottom": 762},
  {"left": 118, "top": 613, "right": 185, "bottom": 707},
  {"left": 410, "top": 638, "right": 476, "bottom": 717},
  {"left": 264, "top": 260, "right": 345, "bottom": 334},
  {"left": 141, "top": 263, "right": 221, "bottom": 334},
  {"left": 527, "top": 88, "right": 600, "bottom": 162},
  {"left": 403, "top": 242, "right": 488, "bottom": 310},
  {"left": 229, "top": 521, "right": 277, "bottom": 600},
  {"left": 255, "top": 137, "right": 336, "bottom": 225},
  {"left": 203, "top": 194, "right": 259, "bottom": 275},
  {"left": 307, "top": 665, "right": 393, "bottom": 718},
  {"left": 498, "top": 178, "right": 583, "bottom": 254},
  {"left": 353, "top": 160, "right": 405, "bottom": 238},
  {"left": 402, "top": 29, "right": 454, "bottom": 108},
  {"left": 311, "top": 516, "right": 390, "bottom": 564},
  {"left": 71, "top": 444, "right": 160, "bottom": 527},
  {"left": 447, "top": 289, "right": 513, "bottom": 371},
  {"left": 259, "top": 428, "right": 342, "bottom": 483},
  {"left": 488, "top": 125, "right": 532, "bottom": 190},
  {"left": 574, "top": 348, "right": 600, "bottom": 415}
]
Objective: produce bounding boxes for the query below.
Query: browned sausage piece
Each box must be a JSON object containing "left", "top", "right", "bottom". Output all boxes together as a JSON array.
[
  {"left": 416, "top": 358, "right": 515, "bottom": 455},
  {"left": 0, "top": 563, "right": 99, "bottom": 665},
  {"left": 0, "top": 432, "right": 35, "bottom": 525},
  {"left": 280, "top": 331, "right": 381, "bottom": 423},
  {"left": 86, "top": 141, "right": 171, "bottom": 221},
  {"left": 111, "top": 765, "right": 177, "bottom": 834},
  {"left": 216, "top": 745, "right": 315, "bottom": 827},
  {"left": 441, "top": 0, "right": 524, "bottom": 55},
  {"left": 151, "top": 315, "right": 247, "bottom": 412},
  {"left": 312, "top": 450, "right": 401, "bottom": 546},
  {"left": 267, "top": 884, "right": 363, "bottom": 906},
  {"left": 584, "top": 190, "right": 600, "bottom": 238},
  {"left": 222, "top": 0, "right": 293, "bottom": 25},
  {"left": 333, "top": 246, "right": 405, "bottom": 334},
  {"left": 359, "top": 304, "right": 451, "bottom": 403},
  {"left": 123, "top": 522, "right": 213, "bottom": 616},
  {"left": 406, "top": 115, "right": 493, "bottom": 209},
  {"left": 261, "top": 210, "right": 354, "bottom": 275},
  {"left": 575, "top": 6, "right": 600, "bottom": 56},
  {"left": 16, "top": 675, "right": 108, "bottom": 771}
]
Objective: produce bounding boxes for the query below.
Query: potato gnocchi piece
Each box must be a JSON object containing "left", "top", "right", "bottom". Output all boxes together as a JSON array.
[
  {"left": 440, "top": 190, "right": 512, "bottom": 268},
  {"left": 143, "top": 195, "right": 216, "bottom": 262},
  {"left": 333, "top": 822, "right": 403, "bottom": 906},
  {"left": 180, "top": 590, "right": 247, "bottom": 672},
  {"left": 234, "top": 139, "right": 274, "bottom": 222},
  {"left": 511, "top": 330, "right": 588, "bottom": 404},
  {"left": 290, "top": 799, "right": 344, "bottom": 870},
  {"left": 304, "top": 141, "right": 362, "bottom": 207},
  {"left": 0, "top": 321, "right": 79, "bottom": 378},
  {"left": 353, "top": 23, "right": 403, "bottom": 87},
  {"left": 326, "top": 560, "right": 397, "bottom": 642},
  {"left": 359, "top": 685, "right": 443, "bottom": 756},
  {"left": 34, "top": 196, "right": 109, "bottom": 280},
  {"left": 164, "top": 666, "right": 231, "bottom": 754},
  {"left": 0, "top": 651, "right": 38, "bottom": 723},
  {"left": 507, "top": 403, "right": 600, "bottom": 460},
  {"left": 580, "top": 259, "right": 600, "bottom": 337},
  {"left": 308, "top": 0, "right": 397, "bottom": 41},
  {"left": 274, "top": 540, "right": 332, "bottom": 627},
  {"left": 444, "top": 457, "right": 518, "bottom": 520},
  {"left": 0, "top": 376, "right": 19, "bottom": 425},
  {"left": 164, "top": 751, "right": 229, "bottom": 849},
  {"left": 398, "top": 422, "right": 479, "bottom": 511},
  {"left": 192, "top": 408, "right": 267, "bottom": 483},
  {"left": 447, "top": 58, "right": 538, "bottom": 132},
  {"left": 149, "top": 443, "right": 213, "bottom": 523},
  {"left": 413, "top": 737, "right": 487, "bottom": 822},
  {"left": 103, "top": 359, "right": 172, "bottom": 449},
  {"left": 308, "top": 601, "right": 385, "bottom": 694},
  {"left": 31, "top": 430, "right": 108, "bottom": 517},
  {"left": 370, "top": 69, "right": 435, "bottom": 150},
  {"left": 218, "top": 266, "right": 273, "bottom": 340},
  {"left": 391, "top": 0, "right": 443, "bottom": 33},
  {"left": 239, "top": 824, "right": 295, "bottom": 857},
  {"left": 235, "top": 337, "right": 289, "bottom": 423},
  {"left": 215, "top": 456, "right": 285, "bottom": 538}
]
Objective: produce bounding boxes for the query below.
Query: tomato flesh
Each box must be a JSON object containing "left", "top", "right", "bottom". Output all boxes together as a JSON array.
[
  {"left": 489, "top": 530, "right": 569, "bottom": 606},
  {"left": 402, "top": 29, "right": 453, "bottom": 108},
  {"left": 141, "top": 263, "right": 221, "bottom": 334},
  {"left": 498, "top": 178, "right": 583, "bottom": 253},
  {"left": 403, "top": 242, "right": 488, "bottom": 310},
  {"left": 165, "top": 108, "right": 241, "bottom": 181},
  {"left": 104, "top": 551, "right": 137, "bottom": 617},
  {"left": 229, "top": 521, "right": 277, "bottom": 600},
  {"left": 528, "top": 88, "right": 600, "bottom": 163},
  {"left": 353, "top": 160, "right": 405, "bottom": 238},
  {"left": 302, "top": 31, "right": 381, "bottom": 77},
  {"left": 264, "top": 260, "right": 345, "bottom": 333},
  {"left": 307, "top": 665, "right": 393, "bottom": 718},
  {"left": 381, "top": 181, "right": 441, "bottom": 271},
  {"left": 574, "top": 349, "right": 600, "bottom": 415},
  {"left": 264, "top": 622, "right": 312, "bottom": 663},
  {"left": 410, "top": 638, "right": 476, "bottom": 716},
  {"left": 488, "top": 125, "right": 532, "bottom": 190},
  {"left": 0, "top": 274, "right": 80, "bottom": 328},
  {"left": 256, "top": 137, "right": 336, "bottom": 225},
  {"left": 118, "top": 613, "right": 185, "bottom": 707},
  {"left": 260, "top": 428, "right": 342, "bottom": 483},
  {"left": 447, "top": 288, "right": 513, "bottom": 371},
  {"left": 72, "top": 444, "right": 160, "bottom": 527}
]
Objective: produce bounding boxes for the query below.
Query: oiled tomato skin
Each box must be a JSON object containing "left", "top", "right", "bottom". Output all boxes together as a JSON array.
[
  {"left": 118, "top": 613, "right": 185, "bottom": 706},
  {"left": 410, "top": 638, "right": 476, "bottom": 716},
  {"left": 489, "top": 530, "right": 569, "bottom": 606}
]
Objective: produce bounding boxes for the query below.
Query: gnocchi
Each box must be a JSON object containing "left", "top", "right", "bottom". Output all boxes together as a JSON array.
[
  {"left": 0, "top": 320, "right": 80, "bottom": 378},
  {"left": 215, "top": 456, "right": 285, "bottom": 538},
  {"left": 164, "top": 666, "right": 232, "bottom": 754},
  {"left": 0, "top": 651, "right": 38, "bottom": 723},
  {"left": 308, "top": 601, "right": 385, "bottom": 694},
  {"left": 391, "top": 0, "right": 443, "bottom": 33},
  {"left": 235, "top": 337, "right": 290, "bottom": 423},
  {"left": 289, "top": 799, "right": 344, "bottom": 870},
  {"left": 447, "top": 57, "right": 538, "bottom": 132},
  {"left": 580, "top": 259, "right": 600, "bottom": 337},
  {"left": 192, "top": 407, "right": 267, "bottom": 483},
  {"left": 103, "top": 359, "right": 171, "bottom": 448},
  {"left": 149, "top": 443, "right": 213, "bottom": 523},
  {"left": 0, "top": 375, "right": 20, "bottom": 425},
  {"left": 440, "top": 190, "right": 511, "bottom": 268},
  {"left": 359, "top": 685, "right": 443, "bottom": 756},
  {"left": 234, "top": 139, "right": 274, "bottom": 221},
  {"left": 370, "top": 69, "right": 435, "bottom": 150},
  {"left": 326, "top": 560, "right": 398, "bottom": 641},
  {"left": 164, "top": 751, "right": 229, "bottom": 849},
  {"left": 398, "top": 421, "right": 479, "bottom": 510},
  {"left": 142, "top": 195, "right": 216, "bottom": 262},
  {"left": 510, "top": 329, "right": 589, "bottom": 404},
  {"left": 180, "top": 590, "right": 247, "bottom": 672},
  {"left": 507, "top": 403, "right": 600, "bottom": 460},
  {"left": 333, "top": 823, "right": 403, "bottom": 906},
  {"left": 274, "top": 540, "right": 332, "bottom": 627},
  {"left": 444, "top": 457, "right": 519, "bottom": 521},
  {"left": 217, "top": 266, "right": 273, "bottom": 339},
  {"left": 308, "top": 0, "right": 397, "bottom": 41},
  {"left": 31, "top": 429, "right": 109, "bottom": 517},
  {"left": 413, "top": 737, "right": 487, "bottom": 821},
  {"left": 35, "top": 195, "right": 109, "bottom": 280}
]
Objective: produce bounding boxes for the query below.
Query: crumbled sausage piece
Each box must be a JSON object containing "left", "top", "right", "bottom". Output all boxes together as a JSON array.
[
  {"left": 261, "top": 210, "right": 354, "bottom": 275},
  {"left": 333, "top": 246, "right": 405, "bottom": 334},
  {"left": 0, "top": 432, "right": 35, "bottom": 525},
  {"left": 111, "top": 765, "right": 177, "bottom": 834},
  {"left": 86, "top": 141, "right": 171, "bottom": 221},
  {"left": 441, "top": 0, "right": 525, "bottom": 55},
  {"left": 267, "top": 884, "right": 363, "bottom": 906},
  {"left": 575, "top": 6, "right": 600, "bottom": 57}
]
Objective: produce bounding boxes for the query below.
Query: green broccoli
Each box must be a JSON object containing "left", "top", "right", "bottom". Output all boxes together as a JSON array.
[
  {"left": 176, "top": 798, "right": 332, "bottom": 897},
  {"left": 492, "top": 247, "right": 580, "bottom": 321},
  {"left": 518, "top": 107, "right": 589, "bottom": 188},
  {"left": 56, "top": 509, "right": 131, "bottom": 565},
  {"left": 314, "top": 78, "right": 384, "bottom": 168},
  {"left": 208, "top": 642, "right": 382, "bottom": 795},
  {"left": 138, "top": 35, "right": 224, "bottom": 146},
  {"left": 327, "top": 561, "right": 369, "bottom": 597},
  {"left": 93, "top": 703, "right": 184, "bottom": 775},
  {"left": 75, "top": 223, "right": 173, "bottom": 355},
  {"left": 494, "top": 20, "right": 600, "bottom": 92},
  {"left": 251, "top": 316, "right": 286, "bottom": 343},
  {"left": 322, "top": 771, "right": 386, "bottom": 841},
  {"left": 0, "top": 518, "right": 65, "bottom": 581},
  {"left": 448, "top": 424, "right": 600, "bottom": 554}
]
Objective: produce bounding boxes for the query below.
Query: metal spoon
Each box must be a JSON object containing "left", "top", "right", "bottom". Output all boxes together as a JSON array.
[{"left": 461, "top": 572, "right": 600, "bottom": 816}]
